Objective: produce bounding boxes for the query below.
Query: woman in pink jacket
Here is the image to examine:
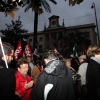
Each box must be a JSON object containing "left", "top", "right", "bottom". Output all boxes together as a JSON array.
[{"left": 15, "top": 58, "right": 34, "bottom": 100}]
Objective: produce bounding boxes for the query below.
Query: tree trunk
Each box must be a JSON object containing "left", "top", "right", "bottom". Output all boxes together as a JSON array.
[{"left": 33, "top": 12, "right": 38, "bottom": 63}]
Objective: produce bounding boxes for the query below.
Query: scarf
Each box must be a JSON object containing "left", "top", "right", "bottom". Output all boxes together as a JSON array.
[{"left": 91, "top": 57, "right": 100, "bottom": 64}]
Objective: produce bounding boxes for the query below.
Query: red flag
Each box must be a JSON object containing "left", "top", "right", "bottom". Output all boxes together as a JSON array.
[
  {"left": 14, "top": 40, "right": 22, "bottom": 60},
  {"left": 24, "top": 43, "right": 32, "bottom": 57},
  {"left": 83, "top": 48, "right": 87, "bottom": 55},
  {"left": 53, "top": 46, "right": 60, "bottom": 55},
  {"left": 33, "top": 48, "right": 39, "bottom": 57}
]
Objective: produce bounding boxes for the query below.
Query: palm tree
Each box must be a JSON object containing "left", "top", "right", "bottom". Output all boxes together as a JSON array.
[
  {"left": 0, "top": 0, "right": 83, "bottom": 18},
  {"left": 24, "top": 0, "right": 56, "bottom": 49},
  {"left": 23, "top": 0, "right": 57, "bottom": 62}
]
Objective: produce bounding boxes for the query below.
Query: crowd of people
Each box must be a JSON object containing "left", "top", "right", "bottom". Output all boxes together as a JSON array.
[{"left": 0, "top": 41, "right": 100, "bottom": 100}]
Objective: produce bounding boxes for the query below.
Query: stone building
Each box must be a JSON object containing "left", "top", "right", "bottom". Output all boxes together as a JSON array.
[{"left": 27, "top": 15, "right": 97, "bottom": 57}]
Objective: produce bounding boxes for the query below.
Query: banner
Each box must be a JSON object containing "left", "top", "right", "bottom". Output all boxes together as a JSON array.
[
  {"left": 24, "top": 43, "right": 32, "bottom": 57},
  {"left": 33, "top": 48, "right": 39, "bottom": 57},
  {"left": 14, "top": 40, "right": 22, "bottom": 60},
  {"left": 53, "top": 46, "right": 60, "bottom": 55},
  {"left": 73, "top": 45, "right": 78, "bottom": 57}
]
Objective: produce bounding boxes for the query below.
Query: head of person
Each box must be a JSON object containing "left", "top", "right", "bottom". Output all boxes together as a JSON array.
[
  {"left": 64, "top": 59, "right": 71, "bottom": 68},
  {"left": 17, "top": 56, "right": 23, "bottom": 61},
  {"left": 26, "top": 56, "right": 32, "bottom": 63},
  {"left": 43, "top": 50, "right": 58, "bottom": 65},
  {"left": 0, "top": 42, "right": 14, "bottom": 63},
  {"left": 16, "top": 58, "right": 29, "bottom": 75},
  {"left": 78, "top": 55, "right": 86, "bottom": 63},
  {"left": 87, "top": 45, "right": 100, "bottom": 59}
]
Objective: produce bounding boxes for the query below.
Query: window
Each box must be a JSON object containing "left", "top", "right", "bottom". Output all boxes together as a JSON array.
[
  {"left": 29, "top": 39, "right": 32, "bottom": 43},
  {"left": 39, "top": 37, "right": 43, "bottom": 41},
  {"left": 53, "top": 35, "right": 56, "bottom": 40},
  {"left": 52, "top": 21, "right": 56, "bottom": 25}
]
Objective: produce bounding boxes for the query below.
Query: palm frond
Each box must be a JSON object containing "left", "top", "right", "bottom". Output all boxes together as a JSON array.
[
  {"left": 24, "top": 3, "right": 31, "bottom": 12},
  {"left": 23, "top": 0, "right": 56, "bottom": 13},
  {"left": 41, "top": 0, "right": 51, "bottom": 13},
  {"left": 49, "top": 0, "right": 57, "bottom": 4}
]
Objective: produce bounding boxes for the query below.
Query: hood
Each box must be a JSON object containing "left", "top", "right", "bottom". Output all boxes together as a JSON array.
[{"left": 44, "top": 60, "right": 68, "bottom": 78}]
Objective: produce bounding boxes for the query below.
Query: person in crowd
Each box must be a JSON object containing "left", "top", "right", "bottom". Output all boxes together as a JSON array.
[
  {"left": 15, "top": 58, "right": 34, "bottom": 100},
  {"left": 9, "top": 56, "right": 23, "bottom": 70},
  {"left": 40, "top": 60, "right": 46, "bottom": 71},
  {"left": 86, "top": 45, "right": 100, "bottom": 100},
  {"left": 71, "top": 57, "right": 79, "bottom": 72},
  {"left": 0, "top": 42, "right": 15, "bottom": 100},
  {"left": 26, "top": 56, "right": 34, "bottom": 77},
  {"left": 78, "top": 55, "right": 88, "bottom": 100},
  {"left": 32, "top": 61, "right": 41, "bottom": 84},
  {"left": 64, "top": 58, "right": 81, "bottom": 100},
  {"left": 17, "top": 56, "right": 23, "bottom": 61},
  {"left": 64, "top": 58, "right": 78, "bottom": 84},
  {"left": 31, "top": 50, "right": 76, "bottom": 100}
]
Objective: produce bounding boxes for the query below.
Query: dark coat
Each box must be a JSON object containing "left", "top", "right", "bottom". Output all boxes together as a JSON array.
[
  {"left": 0, "top": 59, "right": 15, "bottom": 100},
  {"left": 31, "top": 60, "right": 76, "bottom": 100},
  {"left": 86, "top": 58, "right": 100, "bottom": 100},
  {"left": 71, "top": 58, "right": 79, "bottom": 72}
]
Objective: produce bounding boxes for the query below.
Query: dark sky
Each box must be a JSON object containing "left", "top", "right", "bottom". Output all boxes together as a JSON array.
[{"left": 0, "top": 0, "right": 100, "bottom": 35}]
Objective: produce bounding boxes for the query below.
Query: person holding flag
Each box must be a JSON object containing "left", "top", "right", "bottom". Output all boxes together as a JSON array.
[{"left": 0, "top": 40, "right": 15, "bottom": 100}]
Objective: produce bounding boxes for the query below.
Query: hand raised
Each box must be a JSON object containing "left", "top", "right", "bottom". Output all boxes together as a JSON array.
[{"left": 24, "top": 80, "right": 34, "bottom": 89}]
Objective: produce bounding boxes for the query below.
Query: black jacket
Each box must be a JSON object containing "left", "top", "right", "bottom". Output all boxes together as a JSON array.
[
  {"left": 86, "top": 58, "right": 100, "bottom": 100},
  {"left": 31, "top": 60, "right": 76, "bottom": 100},
  {"left": 0, "top": 59, "right": 15, "bottom": 100}
]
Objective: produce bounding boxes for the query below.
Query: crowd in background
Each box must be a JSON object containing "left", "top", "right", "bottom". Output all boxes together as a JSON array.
[{"left": 0, "top": 41, "right": 100, "bottom": 100}]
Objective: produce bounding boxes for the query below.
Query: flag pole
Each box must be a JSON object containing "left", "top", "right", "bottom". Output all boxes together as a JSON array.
[{"left": 0, "top": 37, "right": 8, "bottom": 68}]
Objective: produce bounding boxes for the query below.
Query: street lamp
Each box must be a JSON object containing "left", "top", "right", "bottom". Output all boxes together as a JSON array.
[{"left": 91, "top": 2, "right": 100, "bottom": 45}]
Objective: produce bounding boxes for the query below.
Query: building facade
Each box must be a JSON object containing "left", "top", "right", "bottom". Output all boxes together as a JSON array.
[{"left": 27, "top": 15, "right": 97, "bottom": 57}]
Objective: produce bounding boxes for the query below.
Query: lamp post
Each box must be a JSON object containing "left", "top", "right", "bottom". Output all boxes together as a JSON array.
[{"left": 91, "top": 2, "right": 100, "bottom": 45}]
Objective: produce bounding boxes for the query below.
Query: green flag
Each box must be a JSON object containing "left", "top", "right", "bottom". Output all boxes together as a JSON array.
[{"left": 73, "top": 46, "right": 78, "bottom": 57}]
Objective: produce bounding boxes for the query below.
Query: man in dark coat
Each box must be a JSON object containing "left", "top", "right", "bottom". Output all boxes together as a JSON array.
[
  {"left": 86, "top": 45, "right": 100, "bottom": 100},
  {"left": 0, "top": 42, "right": 15, "bottom": 100},
  {"left": 86, "top": 58, "right": 100, "bottom": 100},
  {"left": 31, "top": 50, "right": 76, "bottom": 100}
]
